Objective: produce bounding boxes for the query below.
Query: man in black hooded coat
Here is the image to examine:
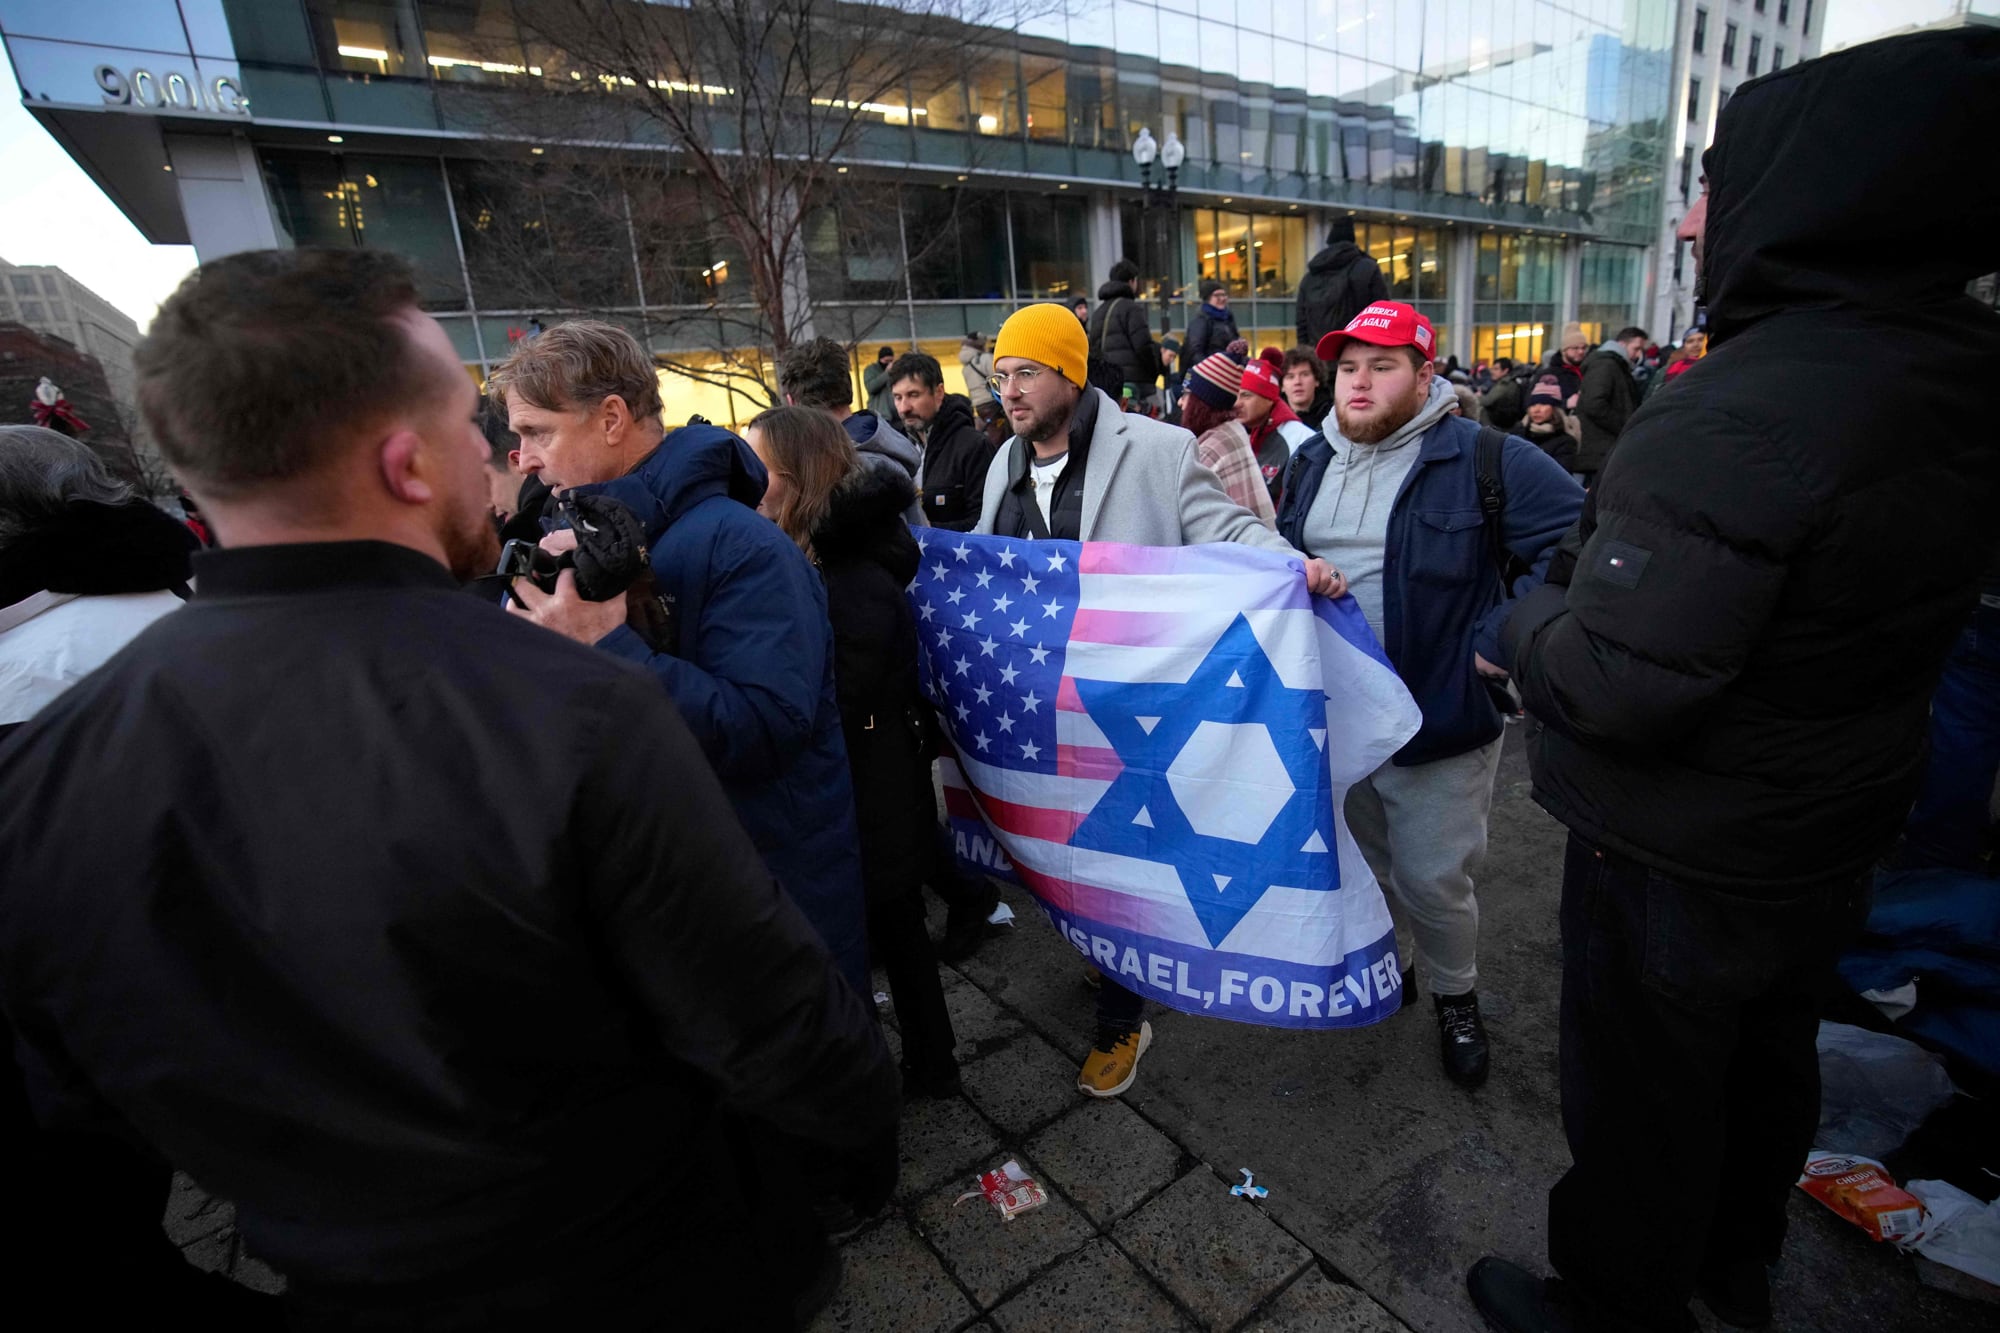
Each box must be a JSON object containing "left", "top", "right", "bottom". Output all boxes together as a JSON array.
[
  {"left": 1470, "top": 29, "right": 2000, "bottom": 1333},
  {"left": 1295, "top": 217, "right": 1389, "bottom": 347},
  {"left": 1084, "top": 259, "right": 1159, "bottom": 397}
]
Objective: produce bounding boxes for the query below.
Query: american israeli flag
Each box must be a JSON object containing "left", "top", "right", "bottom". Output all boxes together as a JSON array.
[{"left": 915, "top": 531, "right": 1423, "bottom": 1030}]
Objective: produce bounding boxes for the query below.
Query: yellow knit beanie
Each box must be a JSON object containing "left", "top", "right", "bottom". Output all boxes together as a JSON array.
[{"left": 994, "top": 303, "right": 1090, "bottom": 390}]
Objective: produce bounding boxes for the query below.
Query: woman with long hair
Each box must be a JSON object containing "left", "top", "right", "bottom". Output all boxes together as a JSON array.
[
  {"left": 1178, "top": 355, "right": 1277, "bottom": 525},
  {"left": 743, "top": 406, "right": 960, "bottom": 1097}
]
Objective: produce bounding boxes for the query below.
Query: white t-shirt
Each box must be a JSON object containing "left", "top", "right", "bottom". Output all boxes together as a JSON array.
[{"left": 1029, "top": 451, "right": 1071, "bottom": 532}]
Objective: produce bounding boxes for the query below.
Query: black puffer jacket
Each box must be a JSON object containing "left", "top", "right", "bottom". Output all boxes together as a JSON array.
[
  {"left": 1573, "top": 346, "right": 1639, "bottom": 475},
  {"left": 1295, "top": 242, "right": 1388, "bottom": 346},
  {"left": 1501, "top": 28, "right": 2000, "bottom": 893},
  {"left": 1085, "top": 281, "right": 1157, "bottom": 388},
  {"left": 815, "top": 463, "right": 937, "bottom": 907},
  {"left": 918, "top": 393, "right": 1000, "bottom": 532}
]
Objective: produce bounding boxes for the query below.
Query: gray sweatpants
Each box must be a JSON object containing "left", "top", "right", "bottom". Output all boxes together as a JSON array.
[{"left": 1343, "top": 738, "right": 1504, "bottom": 997}]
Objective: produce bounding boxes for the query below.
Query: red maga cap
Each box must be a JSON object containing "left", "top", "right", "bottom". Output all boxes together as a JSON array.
[
  {"left": 1240, "top": 358, "right": 1283, "bottom": 404},
  {"left": 1315, "top": 302, "right": 1437, "bottom": 363}
]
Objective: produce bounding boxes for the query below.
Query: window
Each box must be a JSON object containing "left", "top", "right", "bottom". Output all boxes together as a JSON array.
[
  {"left": 1680, "top": 151, "right": 1694, "bottom": 200},
  {"left": 21, "top": 300, "right": 44, "bottom": 321},
  {"left": 1692, "top": 8, "right": 1707, "bottom": 54},
  {"left": 1722, "top": 22, "right": 1737, "bottom": 67},
  {"left": 9, "top": 275, "right": 36, "bottom": 296},
  {"left": 419, "top": 0, "right": 535, "bottom": 86},
  {"left": 304, "top": 1, "right": 426, "bottom": 79},
  {"left": 47, "top": 301, "right": 67, "bottom": 322},
  {"left": 1755, "top": 0, "right": 1766, "bottom": 11},
  {"left": 1719, "top": 88, "right": 1733, "bottom": 114},
  {"left": 40, "top": 275, "right": 60, "bottom": 294},
  {"left": 1748, "top": 35, "right": 1762, "bottom": 76},
  {"left": 1687, "top": 78, "right": 1702, "bottom": 123},
  {"left": 264, "top": 151, "right": 467, "bottom": 310},
  {"left": 1772, "top": 45, "right": 1785, "bottom": 71},
  {"left": 1779, "top": 0, "right": 1790, "bottom": 23},
  {"left": 1802, "top": 0, "right": 1813, "bottom": 36},
  {"left": 1020, "top": 54, "right": 1067, "bottom": 144}
]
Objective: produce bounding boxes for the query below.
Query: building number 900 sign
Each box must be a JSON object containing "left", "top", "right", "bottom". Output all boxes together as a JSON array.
[{"left": 95, "top": 64, "right": 248, "bottom": 116}]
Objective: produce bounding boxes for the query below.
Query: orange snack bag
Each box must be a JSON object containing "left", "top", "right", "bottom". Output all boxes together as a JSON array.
[{"left": 1796, "top": 1151, "right": 1927, "bottom": 1242}]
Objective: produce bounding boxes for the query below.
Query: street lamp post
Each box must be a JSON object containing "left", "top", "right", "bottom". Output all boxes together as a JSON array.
[{"left": 1131, "top": 128, "right": 1185, "bottom": 318}]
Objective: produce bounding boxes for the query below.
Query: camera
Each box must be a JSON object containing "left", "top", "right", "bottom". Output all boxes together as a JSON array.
[{"left": 494, "top": 492, "right": 652, "bottom": 602}]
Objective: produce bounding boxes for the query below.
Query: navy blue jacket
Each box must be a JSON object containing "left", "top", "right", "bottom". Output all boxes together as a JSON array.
[
  {"left": 1277, "top": 413, "right": 1583, "bottom": 765},
  {"left": 572, "top": 425, "right": 870, "bottom": 993}
]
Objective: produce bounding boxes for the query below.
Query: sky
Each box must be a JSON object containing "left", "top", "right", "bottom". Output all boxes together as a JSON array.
[
  {"left": 0, "top": 61, "right": 195, "bottom": 332},
  {"left": 1822, "top": 0, "right": 1963, "bottom": 50},
  {"left": 0, "top": 0, "right": 1964, "bottom": 330}
]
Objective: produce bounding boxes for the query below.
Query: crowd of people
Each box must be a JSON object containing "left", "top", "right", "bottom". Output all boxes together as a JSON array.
[{"left": 0, "top": 27, "right": 1994, "bottom": 1333}]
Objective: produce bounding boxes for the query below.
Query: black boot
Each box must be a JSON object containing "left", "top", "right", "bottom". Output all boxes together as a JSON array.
[
  {"left": 1467, "top": 1258, "right": 1575, "bottom": 1333},
  {"left": 1697, "top": 1260, "right": 1772, "bottom": 1329},
  {"left": 937, "top": 879, "right": 1001, "bottom": 962},
  {"left": 1435, "top": 990, "right": 1490, "bottom": 1089}
]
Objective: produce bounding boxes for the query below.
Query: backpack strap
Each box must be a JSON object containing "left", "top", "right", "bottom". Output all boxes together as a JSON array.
[{"left": 1473, "top": 425, "right": 1530, "bottom": 591}]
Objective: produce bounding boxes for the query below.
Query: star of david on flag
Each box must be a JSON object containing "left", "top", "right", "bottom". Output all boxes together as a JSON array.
[{"left": 914, "top": 531, "right": 1423, "bottom": 1030}]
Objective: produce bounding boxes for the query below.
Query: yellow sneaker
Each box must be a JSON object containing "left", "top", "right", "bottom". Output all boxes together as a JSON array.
[{"left": 1077, "top": 1021, "right": 1152, "bottom": 1098}]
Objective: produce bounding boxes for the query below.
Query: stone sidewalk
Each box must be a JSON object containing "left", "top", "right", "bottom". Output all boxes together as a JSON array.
[{"left": 813, "top": 966, "right": 1409, "bottom": 1333}]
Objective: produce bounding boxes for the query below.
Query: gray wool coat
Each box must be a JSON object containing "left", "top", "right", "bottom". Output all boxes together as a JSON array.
[{"left": 973, "top": 389, "right": 1300, "bottom": 555}]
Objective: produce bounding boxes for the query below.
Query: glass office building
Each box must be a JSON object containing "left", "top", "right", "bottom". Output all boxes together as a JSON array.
[{"left": 3, "top": 0, "right": 1672, "bottom": 417}]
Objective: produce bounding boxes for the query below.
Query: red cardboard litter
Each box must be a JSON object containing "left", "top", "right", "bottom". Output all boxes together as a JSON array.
[{"left": 954, "top": 1160, "right": 1049, "bottom": 1222}]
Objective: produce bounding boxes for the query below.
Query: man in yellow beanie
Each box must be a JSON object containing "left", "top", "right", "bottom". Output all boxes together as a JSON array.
[{"left": 972, "top": 302, "right": 1341, "bottom": 1099}]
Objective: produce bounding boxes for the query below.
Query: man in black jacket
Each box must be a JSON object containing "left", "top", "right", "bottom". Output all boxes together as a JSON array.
[
  {"left": 0, "top": 248, "right": 899, "bottom": 1329},
  {"left": 1183, "top": 279, "right": 1241, "bottom": 364},
  {"left": 1470, "top": 29, "right": 2000, "bottom": 1333},
  {"left": 888, "top": 349, "right": 1000, "bottom": 532},
  {"left": 1295, "top": 217, "right": 1389, "bottom": 347},
  {"left": 1572, "top": 324, "right": 1645, "bottom": 483},
  {"left": 1084, "top": 259, "right": 1160, "bottom": 400}
]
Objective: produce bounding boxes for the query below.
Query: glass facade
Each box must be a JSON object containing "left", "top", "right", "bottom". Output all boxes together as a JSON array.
[
  {"left": 3, "top": 0, "right": 1663, "bottom": 418},
  {"left": 218, "top": 0, "right": 1673, "bottom": 244},
  {"left": 1471, "top": 229, "right": 1562, "bottom": 366},
  {"left": 1577, "top": 239, "right": 1648, "bottom": 343}
]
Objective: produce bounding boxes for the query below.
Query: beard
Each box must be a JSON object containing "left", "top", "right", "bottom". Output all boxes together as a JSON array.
[
  {"left": 1335, "top": 380, "right": 1426, "bottom": 445},
  {"left": 1014, "top": 395, "right": 1074, "bottom": 445},
  {"left": 441, "top": 499, "right": 503, "bottom": 582}
]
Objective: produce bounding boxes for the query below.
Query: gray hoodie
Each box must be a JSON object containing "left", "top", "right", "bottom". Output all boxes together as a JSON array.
[
  {"left": 842, "top": 411, "right": 927, "bottom": 527},
  {"left": 1297, "top": 376, "right": 1458, "bottom": 637}
]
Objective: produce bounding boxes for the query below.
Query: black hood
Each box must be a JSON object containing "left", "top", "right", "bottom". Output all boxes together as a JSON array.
[
  {"left": 1701, "top": 28, "right": 2000, "bottom": 345},
  {"left": 812, "top": 462, "right": 921, "bottom": 583},
  {"left": 0, "top": 499, "right": 196, "bottom": 610},
  {"left": 1308, "top": 242, "right": 1364, "bottom": 273},
  {"left": 1096, "top": 279, "right": 1137, "bottom": 301},
  {"left": 930, "top": 392, "right": 976, "bottom": 437}
]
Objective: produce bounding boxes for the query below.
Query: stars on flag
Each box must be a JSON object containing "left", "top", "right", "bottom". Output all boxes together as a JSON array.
[{"left": 914, "top": 533, "right": 1079, "bottom": 778}]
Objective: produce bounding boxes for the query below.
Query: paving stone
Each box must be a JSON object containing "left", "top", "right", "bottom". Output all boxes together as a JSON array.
[
  {"left": 808, "top": 1216, "right": 977, "bottom": 1333},
  {"left": 987, "top": 1237, "right": 1195, "bottom": 1332},
  {"left": 898, "top": 1094, "right": 1003, "bottom": 1200},
  {"left": 911, "top": 1157, "right": 1095, "bottom": 1309},
  {"left": 942, "top": 973, "right": 1027, "bottom": 1051},
  {"left": 162, "top": 1173, "right": 234, "bottom": 1246},
  {"left": 231, "top": 1249, "right": 289, "bottom": 1294},
  {"left": 958, "top": 1035, "right": 1081, "bottom": 1137},
  {"left": 1114, "top": 1169, "right": 1313, "bottom": 1330},
  {"left": 180, "top": 1226, "right": 236, "bottom": 1274},
  {"left": 1240, "top": 1267, "right": 1409, "bottom": 1332},
  {"left": 1024, "top": 1100, "right": 1186, "bottom": 1229}
]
